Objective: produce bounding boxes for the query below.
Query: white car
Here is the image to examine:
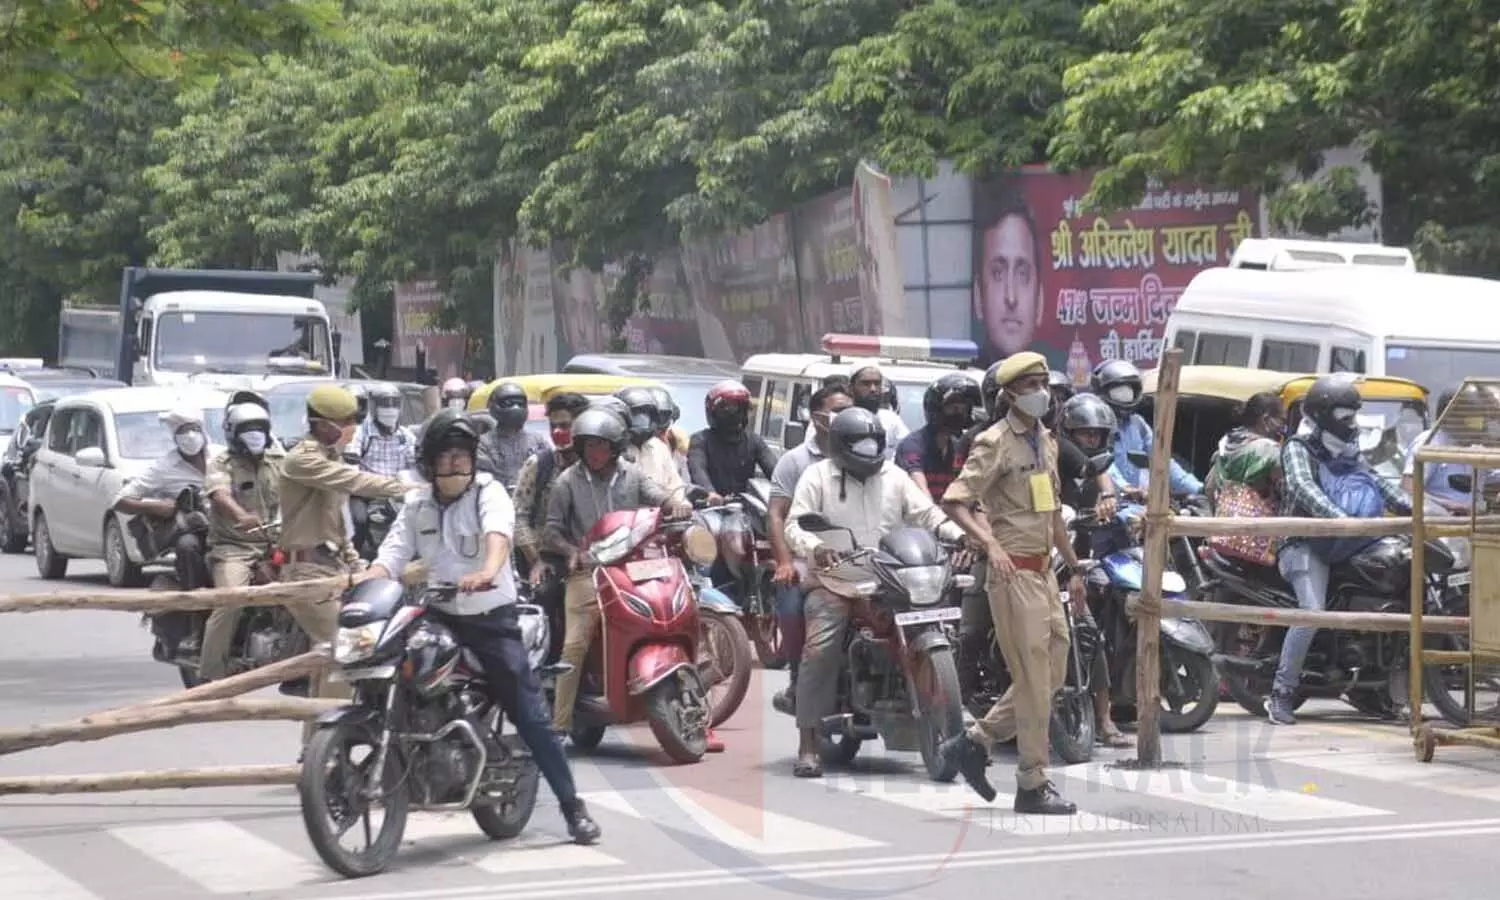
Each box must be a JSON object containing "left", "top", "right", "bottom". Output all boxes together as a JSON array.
[
  {"left": 0, "top": 370, "right": 38, "bottom": 458},
  {"left": 30, "top": 386, "right": 230, "bottom": 585}
]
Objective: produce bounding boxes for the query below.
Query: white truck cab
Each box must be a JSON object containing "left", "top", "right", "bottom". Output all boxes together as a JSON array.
[
  {"left": 137, "top": 291, "right": 335, "bottom": 391},
  {"left": 741, "top": 334, "right": 984, "bottom": 451}
]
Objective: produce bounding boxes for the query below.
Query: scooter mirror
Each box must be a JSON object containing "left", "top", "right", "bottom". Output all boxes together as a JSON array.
[
  {"left": 797, "top": 513, "right": 836, "bottom": 532},
  {"left": 1126, "top": 450, "right": 1151, "bottom": 468}
]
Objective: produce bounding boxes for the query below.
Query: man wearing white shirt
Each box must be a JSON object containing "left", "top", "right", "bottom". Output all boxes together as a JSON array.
[
  {"left": 112, "top": 407, "right": 219, "bottom": 589},
  {"left": 364, "top": 409, "right": 602, "bottom": 846},
  {"left": 782, "top": 406, "right": 964, "bottom": 778},
  {"left": 848, "top": 365, "right": 909, "bottom": 456}
]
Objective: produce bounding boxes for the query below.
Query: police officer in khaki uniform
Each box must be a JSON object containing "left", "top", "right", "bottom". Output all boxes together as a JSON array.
[
  {"left": 280, "top": 385, "right": 409, "bottom": 740},
  {"left": 938, "top": 351, "right": 1086, "bottom": 815}
]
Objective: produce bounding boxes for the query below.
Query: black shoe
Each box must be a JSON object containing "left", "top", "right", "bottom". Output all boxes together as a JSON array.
[
  {"left": 564, "top": 798, "right": 602, "bottom": 845},
  {"left": 772, "top": 687, "right": 796, "bottom": 715},
  {"left": 1014, "top": 781, "right": 1076, "bottom": 815},
  {"left": 939, "top": 733, "right": 996, "bottom": 803}
]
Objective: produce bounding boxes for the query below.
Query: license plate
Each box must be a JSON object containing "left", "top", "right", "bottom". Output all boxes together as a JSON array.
[
  {"left": 626, "top": 558, "right": 674, "bottom": 582},
  {"left": 1449, "top": 571, "right": 1473, "bottom": 588},
  {"left": 895, "top": 607, "right": 962, "bottom": 626}
]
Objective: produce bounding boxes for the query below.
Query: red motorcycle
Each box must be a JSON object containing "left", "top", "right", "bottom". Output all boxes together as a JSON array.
[{"left": 544, "top": 504, "right": 719, "bottom": 763}]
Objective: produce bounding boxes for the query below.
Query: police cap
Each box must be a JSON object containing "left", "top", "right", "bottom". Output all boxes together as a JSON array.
[
  {"left": 994, "top": 351, "right": 1048, "bottom": 387},
  {"left": 306, "top": 384, "right": 359, "bottom": 421}
]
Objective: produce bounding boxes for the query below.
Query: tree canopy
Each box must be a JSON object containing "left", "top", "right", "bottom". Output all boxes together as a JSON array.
[{"left": 1, "top": 0, "right": 1491, "bottom": 355}]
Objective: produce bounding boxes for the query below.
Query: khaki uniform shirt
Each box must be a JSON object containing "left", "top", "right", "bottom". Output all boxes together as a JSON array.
[
  {"left": 205, "top": 445, "right": 286, "bottom": 556},
  {"left": 941, "top": 411, "right": 1059, "bottom": 558},
  {"left": 279, "top": 437, "right": 407, "bottom": 552}
]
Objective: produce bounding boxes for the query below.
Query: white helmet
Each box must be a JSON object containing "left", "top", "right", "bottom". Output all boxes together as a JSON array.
[{"left": 224, "top": 401, "right": 271, "bottom": 446}]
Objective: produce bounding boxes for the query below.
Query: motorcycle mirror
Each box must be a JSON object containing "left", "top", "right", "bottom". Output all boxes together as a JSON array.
[
  {"left": 796, "top": 513, "right": 836, "bottom": 532},
  {"left": 1126, "top": 450, "right": 1151, "bottom": 468},
  {"left": 1085, "top": 452, "right": 1114, "bottom": 477},
  {"left": 1448, "top": 473, "right": 1474, "bottom": 493}
]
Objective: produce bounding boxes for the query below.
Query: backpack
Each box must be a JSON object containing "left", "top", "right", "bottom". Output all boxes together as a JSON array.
[{"left": 1293, "top": 436, "right": 1386, "bottom": 564}]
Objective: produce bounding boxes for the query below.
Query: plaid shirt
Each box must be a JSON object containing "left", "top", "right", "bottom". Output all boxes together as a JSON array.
[
  {"left": 1281, "top": 437, "right": 1410, "bottom": 519},
  {"left": 356, "top": 424, "right": 416, "bottom": 477}
]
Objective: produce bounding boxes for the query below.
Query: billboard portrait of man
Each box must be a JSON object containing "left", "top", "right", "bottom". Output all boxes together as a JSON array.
[{"left": 971, "top": 181, "right": 1044, "bottom": 364}]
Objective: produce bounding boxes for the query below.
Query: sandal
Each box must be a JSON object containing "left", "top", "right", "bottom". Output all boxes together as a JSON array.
[
  {"left": 1098, "top": 730, "right": 1134, "bottom": 748},
  {"left": 793, "top": 757, "right": 823, "bottom": 778}
]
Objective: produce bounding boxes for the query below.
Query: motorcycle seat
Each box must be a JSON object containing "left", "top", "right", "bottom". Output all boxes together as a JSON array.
[{"left": 1201, "top": 546, "right": 1299, "bottom": 606}]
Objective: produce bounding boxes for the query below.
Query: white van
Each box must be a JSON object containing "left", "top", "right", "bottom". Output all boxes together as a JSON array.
[
  {"left": 1228, "top": 237, "right": 1415, "bottom": 271},
  {"left": 1163, "top": 267, "right": 1500, "bottom": 389},
  {"left": 741, "top": 334, "right": 983, "bottom": 451}
]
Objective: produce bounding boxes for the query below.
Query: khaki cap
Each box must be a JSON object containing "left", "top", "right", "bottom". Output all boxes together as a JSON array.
[
  {"left": 306, "top": 384, "right": 358, "bottom": 421},
  {"left": 995, "top": 351, "right": 1048, "bottom": 386}
]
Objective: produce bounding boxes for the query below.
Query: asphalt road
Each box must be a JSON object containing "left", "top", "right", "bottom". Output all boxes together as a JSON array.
[{"left": 2, "top": 551, "right": 1498, "bottom": 900}]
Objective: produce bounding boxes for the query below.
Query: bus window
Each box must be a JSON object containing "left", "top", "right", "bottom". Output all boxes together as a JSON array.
[{"left": 1195, "top": 333, "right": 1252, "bottom": 366}]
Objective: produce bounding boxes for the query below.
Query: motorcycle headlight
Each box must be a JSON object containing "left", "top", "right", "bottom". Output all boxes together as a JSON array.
[
  {"left": 334, "top": 622, "right": 385, "bottom": 664},
  {"left": 1438, "top": 536, "right": 1472, "bottom": 571},
  {"left": 682, "top": 523, "right": 718, "bottom": 566},
  {"left": 895, "top": 565, "right": 946, "bottom": 606},
  {"left": 1162, "top": 571, "right": 1187, "bottom": 595}
]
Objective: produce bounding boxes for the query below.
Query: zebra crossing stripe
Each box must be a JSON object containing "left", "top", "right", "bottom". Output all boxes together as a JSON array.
[
  {"left": 108, "top": 820, "right": 326, "bottom": 894},
  {"left": 0, "top": 838, "right": 101, "bottom": 900}
]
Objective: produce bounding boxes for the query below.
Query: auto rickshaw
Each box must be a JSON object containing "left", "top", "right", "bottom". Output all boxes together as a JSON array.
[
  {"left": 1139, "top": 366, "right": 1431, "bottom": 483},
  {"left": 469, "top": 373, "right": 661, "bottom": 411}
]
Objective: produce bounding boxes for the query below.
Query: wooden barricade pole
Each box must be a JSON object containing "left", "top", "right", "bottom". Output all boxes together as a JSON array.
[{"left": 1135, "top": 347, "right": 1184, "bottom": 767}]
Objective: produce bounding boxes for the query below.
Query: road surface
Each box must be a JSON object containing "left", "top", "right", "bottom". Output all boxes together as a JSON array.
[{"left": 1, "top": 552, "right": 1496, "bottom": 900}]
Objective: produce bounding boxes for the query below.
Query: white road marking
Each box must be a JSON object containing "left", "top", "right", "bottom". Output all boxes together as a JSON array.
[
  {"left": 1058, "top": 761, "right": 1395, "bottom": 821},
  {"left": 401, "top": 812, "right": 625, "bottom": 874},
  {"left": 821, "top": 774, "right": 1149, "bottom": 836},
  {"left": 0, "top": 839, "right": 101, "bottom": 900},
  {"left": 1267, "top": 747, "right": 1500, "bottom": 802},
  {"left": 109, "top": 820, "right": 326, "bottom": 893}
]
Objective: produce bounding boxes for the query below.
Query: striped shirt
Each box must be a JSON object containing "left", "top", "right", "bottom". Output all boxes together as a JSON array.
[{"left": 894, "top": 425, "right": 962, "bottom": 503}]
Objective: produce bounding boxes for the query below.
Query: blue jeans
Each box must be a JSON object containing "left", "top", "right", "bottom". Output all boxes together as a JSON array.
[
  {"left": 775, "top": 583, "right": 807, "bottom": 683},
  {"left": 1274, "top": 543, "right": 1331, "bottom": 695}
]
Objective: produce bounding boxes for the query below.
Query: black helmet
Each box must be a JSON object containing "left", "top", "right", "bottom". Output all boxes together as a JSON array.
[
  {"left": 1091, "top": 359, "right": 1143, "bottom": 413},
  {"left": 417, "top": 409, "right": 479, "bottom": 480},
  {"left": 1303, "top": 375, "right": 1362, "bottom": 441},
  {"left": 1061, "top": 392, "right": 1118, "bottom": 434},
  {"left": 570, "top": 407, "right": 628, "bottom": 458},
  {"left": 644, "top": 386, "right": 675, "bottom": 430},
  {"left": 615, "top": 386, "right": 661, "bottom": 446},
  {"left": 828, "top": 407, "right": 886, "bottom": 479},
  {"left": 922, "top": 374, "right": 982, "bottom": 428},
  {"left": 488, "top": 382, "right": 529, "bottom": 431},
  {"left": 980, "top": 360, "right": 1007, "bottom": 421}
]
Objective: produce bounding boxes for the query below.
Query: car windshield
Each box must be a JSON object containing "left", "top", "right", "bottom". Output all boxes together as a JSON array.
[
  {"left": 0, "top": 385, "right": 36, "bottom": 434},
  {"left": 114, "top": 408, "right": 225, "bottom": 460},
  {"left": 154, "top": 312, "right": 331, "bottom": 375},
  {"left": 1385, "top": 345, "right": 1500, "bottom": 393}
]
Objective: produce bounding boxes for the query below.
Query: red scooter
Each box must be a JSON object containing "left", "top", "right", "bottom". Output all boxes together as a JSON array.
[{"left": 544, "top": 503, "right": 719, "bottom": 763}]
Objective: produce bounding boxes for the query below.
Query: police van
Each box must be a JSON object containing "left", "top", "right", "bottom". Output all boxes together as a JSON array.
[
  {"left": 1163, "top": 265, "right": 1500, "bottom": 390},
  {"left": 740, "top": 334, "right": 984, "bottom": 451}
]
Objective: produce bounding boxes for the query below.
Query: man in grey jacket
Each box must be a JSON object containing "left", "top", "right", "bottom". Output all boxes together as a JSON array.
[
  {"left": 478, "top": 381, "right": 551, "bottom": 492},
  {"left": 542, "top": 407, "right": 700, "bottom": 740}
]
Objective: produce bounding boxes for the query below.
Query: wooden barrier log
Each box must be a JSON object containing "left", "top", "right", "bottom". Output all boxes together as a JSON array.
[
  {"left": 1129, "top": 596, "right": 1472, "bottom": 633},
  {"left": 0, "top": 765, "right": 299, "bottom": 796},
  {"left": 1166, "top": 515, "right": 1500, "bottom": 539},
  {"left": 1135, "top": 348, "right": 1183, "bottom": 766},
  {"left": 123, "top": 649, "right": 331, "bottom": 711},
  {"left": 0, "top": 697, "right": 342, "bottom": 757},
  {"left": 0, "top": 577, "right": 344, "bottom": 614}
]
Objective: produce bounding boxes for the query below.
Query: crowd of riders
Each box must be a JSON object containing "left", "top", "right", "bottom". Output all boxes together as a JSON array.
[{"left": 114, "top": 348, "right": 1420, "bottom": 837}]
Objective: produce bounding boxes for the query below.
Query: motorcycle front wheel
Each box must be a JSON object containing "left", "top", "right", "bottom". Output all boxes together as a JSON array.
[
  {"left": 1159, "top": 649, "right": 1220, "bottom": 733},
  {"left": 700, "top": 611, "right": 753, "bottom": 727},
  {"left": 913, "top": 647, "right": 964, "bottom": 782},
  {"left": 299, "top": 723, "right": 409, "bottom": 878},
  {"left": 646, "top": 668, "right": 710, "bottom": 764}
]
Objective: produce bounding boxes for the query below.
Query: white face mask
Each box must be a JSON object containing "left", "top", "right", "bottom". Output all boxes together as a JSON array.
[
  {"left": 175, "top": 430, "right": 205, "bottom": 456},
  {"left": 446, "top": 398, "right": 467, "bottom": 411},
  {"left": 239, "top": 430, "right": 268, "bottom": 456},
  {"left": 1012, "top": 389, "right": 1051, "bottom": 419},
  {"left": 1107, "top": 385, "right": 1136, "bottom": 405},
  {"left": 375, "top": 407, "right": 400, "bottom": 428}
]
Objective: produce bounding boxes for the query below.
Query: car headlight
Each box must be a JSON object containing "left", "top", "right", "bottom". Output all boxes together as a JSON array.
[
  {"left": 334, "top": 622, "right": 385, "bottom": 664},
  {"left": 895, "top": 565, "right": 946, "bottom": 606}
]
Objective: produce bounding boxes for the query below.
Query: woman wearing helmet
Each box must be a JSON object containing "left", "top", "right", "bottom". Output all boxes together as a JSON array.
[
  {"left": 440, "top": 377, "right": 472, "bottom": 412},
  {"left": 541, "top": 408, "right": 711, "bottom": 747},
  {"left": 476, "top": 382, "right": 550, "bottom": 493},
  {"left": 1267, "top": 375, "right": 1412, "bottom": 726},
  {"left": 688, "top": 380, "right": 779, "bottom": 503},
  {"left": 362, "top": 409, "right": 602, "bottom": 844},
  {"left": 616, "top": 386, "right": 683, "bottom": 500},
  {"left": 1091, "top": 359, "right": 1202, "bottom": 497},
  {"left": 895, "top": 374, "right": 983, "bottom": 503},
  {"left": 198, "top": 400, "right": 284, "bottom": 681},
  {"left": 780, "top": 406, "right": 965, "bottom": 778}
]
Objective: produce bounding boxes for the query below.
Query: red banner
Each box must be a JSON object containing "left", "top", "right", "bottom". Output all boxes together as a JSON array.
[{"left": 970, "top": 169, "right": 1259, "bottom": 382}]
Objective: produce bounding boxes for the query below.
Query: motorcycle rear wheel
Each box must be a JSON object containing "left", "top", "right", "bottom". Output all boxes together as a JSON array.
[
  {"left": 471, "top": 735, "right": 541, "bottom": 840},
  {"left": 751, "top": 613, "right": 787, "bottom": 670},
  {"left": 700, "top": 611, "right": 753, "bottom": 727},
  {"left": 298, "top": 724, "right": 408, "bottom": 878},
  {"left": 1050, "top": 691, "right": 1095, "bottom": 764},
  {"left": 1159, "top": 650, "right": 1220, "bottom": 734},
  {"left": 647, "top": 669, "right": 709, "bottom": 764}
]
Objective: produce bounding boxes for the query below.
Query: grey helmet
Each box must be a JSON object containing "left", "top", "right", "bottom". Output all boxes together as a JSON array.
[
  {"left": 366, "top": 382, "right": 402, "bottom": 430},
  {"left": 570, "top": 407, "right": 628, "bottom": 457},
  {"left": 615, "top": 386, "right": 661, "bottom": 446},
  {"left": 1303, "top": 375, "right": 1362, "bottom": 441},
  {"left": 828, "top": 407, "right": 886, "bottom": 479},
  {"left": 644, "top": 385, "right": 675, "bottom": 430},
  {"left": 589, "top": 396, "right": 631, "bottom": 432}
]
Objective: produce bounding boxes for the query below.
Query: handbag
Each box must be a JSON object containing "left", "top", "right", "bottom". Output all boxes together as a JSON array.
[{"left": 1208, "top": 480, "right": 1277, "bottom": 566}]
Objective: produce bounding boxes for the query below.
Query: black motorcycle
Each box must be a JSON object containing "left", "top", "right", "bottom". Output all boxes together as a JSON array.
[
  {"left": 357, "top": 497, "right": 401, "bottom": 561},
  {"left": 144, "top": 486, "right": 213, "bottom": 670},
  {"left": 787, "top": 515, "right": 971, "bottom": 782},
  {"left": 1203, "top": 532, "right": 1466, "bottom": 719},
  {"left": 300, "top": 579, "right": 556, "bottom": 878},
  {"left": 695, "top": 478, "right": 784, "bottom": 668}
]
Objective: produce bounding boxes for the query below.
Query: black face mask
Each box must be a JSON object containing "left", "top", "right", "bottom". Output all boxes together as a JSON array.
[
  {"left": 854, "top": 393, "right": 882, "bottom": 413},
  {"left": 494, "top": 406, "right": 527, "bottom": 431},
  {"left": 940, "top": 409, "right": 970, "bottom": 431},
  {"left": 709, "top": 411, "right": 744, "bottom": 434}
]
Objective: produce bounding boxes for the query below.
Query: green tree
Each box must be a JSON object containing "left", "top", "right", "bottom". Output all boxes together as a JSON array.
[{"left": 1049, "top": 0, "right": 1500, "bottom": 274}]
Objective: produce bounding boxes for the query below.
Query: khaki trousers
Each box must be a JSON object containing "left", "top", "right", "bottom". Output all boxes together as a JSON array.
[
  {"left": 199, "top": 553, "right": 256, "bottom": 681},
  {"left": 284, "top": 559, "right": 353, "bottom": 744},
  {"left": 968, "top": 568, "right": 1069, "bottom": 790},
  {"left": 551, "top": 572, "right": 599, "bottom": 731}
]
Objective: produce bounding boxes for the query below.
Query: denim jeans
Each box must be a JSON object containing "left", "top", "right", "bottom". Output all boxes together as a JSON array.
[
  {"left": 1274, "top": 542, "right": 1331, "bottom": 695},
  {"left": 775, "top": 583, "right": 807, "bottom": 683}
]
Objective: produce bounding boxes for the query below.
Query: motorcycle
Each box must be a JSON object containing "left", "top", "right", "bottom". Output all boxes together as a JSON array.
[
  {"left": 544, "top": 502, "right": 719, "bottom": 762},
  {"left": 143, "top": 486, "right": 214, "bottom": 674},
  {"left": 1204, "top": 530, "right": 1466, "bottom": 720},
  {"left": 300, "top": 579, "right": 550, "bottom": 878},
  {"left": 785, "top": 514, "right": 972, "bottom": 782},
  {"left": 358, "top": 496, "right": 401, "bottom": 562},
  {"left": 958, "top": 510, "right": 1099, "bottom": 764},
  {"left": 695, "top": 479, "right": 785, "bottom": 668}
]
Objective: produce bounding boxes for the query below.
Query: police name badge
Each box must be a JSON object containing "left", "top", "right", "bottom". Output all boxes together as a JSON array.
[{"left": 1028, "top": 472, "right": 1057, "bottom": 513}]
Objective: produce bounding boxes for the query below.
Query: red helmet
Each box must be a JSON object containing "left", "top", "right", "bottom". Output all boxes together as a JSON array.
[{"left": 705, "top": 380, "right": 752, "bottom": 430}]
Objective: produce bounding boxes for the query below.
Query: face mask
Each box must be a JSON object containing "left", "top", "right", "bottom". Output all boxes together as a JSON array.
[
  {"left": 1012, "top": 389, "right": 1051, "bottom": 419},
  {"left": 447, "top": 398, "right": 467, "bottom": 411},
  {"left": 175, "top": 430, "right": 205, "bottom": 456},
  {"left": 551, "top": 426, "right": 572, "bottom": 450},
  {"left": 375, "top": 407, "right": 400, "bottom": 428},
  {"left": 854, "top": 393, "right": 882, "bottom": 413},
  {"left": 1107, "top": 385, "right": 1136, "bottom": 405},
  {"left": 851, "top": 437, "right": 881, "bottom": 458},
  {"left": 709, "top": 411, "right": 744, "bottom": 433},
  {"left": 1321, "top": 431, "right": 1359, "bottom": 459},
  {"left": 495, "top": 406, "right": 527, "bottom": 431},
  {"left": 239, "top": 430, "right": 268, "bottom": 456},
  {"left": 434, "top": 472, "right": 473, "bottom": 499}
]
